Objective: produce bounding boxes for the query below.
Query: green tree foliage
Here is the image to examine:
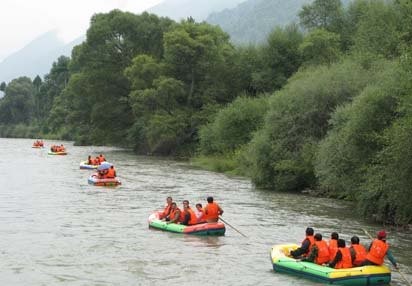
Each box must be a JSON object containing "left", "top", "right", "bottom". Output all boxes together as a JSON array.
[
  {"left": 163, "top": 20, "right": 237, "bottom": 106},
  {"left": 50, "top": 11, "right": 174, "bottom": 145},
  {"left": 299, "top": 0, "right": 343, "bottom": 32},
  {"left": 34, "top": 56, "right": 70, "bottom": 127},
  {"left": 241, "top": 59, "right": 375, "bottom": 191},
  {"left": 299, "top": 28, "right": 341, "bottom": 65},
  {"left": 258, "top": 25, "right": 304, "bottom": 91},
  {"left": 199, "top": 96, "right": 269, "bottom": 154},
  {"left": 125, "top": 19, "right": 240, "bottom": 155},
  {"left": 315, "top": 60, "right": 399, "bottom": 198},
  {"left": 0, "top": 77, "right": 34, "bottom": 124},
  {"left": 0, "top": 82, "right": 6, "bottom": 92},
  {"left": 352, "top": 0, "right": 402, "bottom": 59}
]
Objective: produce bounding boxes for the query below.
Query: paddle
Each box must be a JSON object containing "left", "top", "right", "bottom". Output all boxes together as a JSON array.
[
  {"left": 362, "top": 228, "right": 411, "bottom": 286},
  {"left": 219, "top": 216, "right": 247, "bottom": 237}
]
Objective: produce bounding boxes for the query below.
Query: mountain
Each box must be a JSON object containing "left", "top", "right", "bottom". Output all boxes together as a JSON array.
[
  {"left": 207, "top": 0, "right": 352, "bottom": 45},
  {"left": 147, "top": 0, "right": 246, "bottom": 21},
  {"left": 0, "top": 31, "right": 84, "bottom": 83},
  {"left": 206, "top": 0, "right": 313, "bottom": 45}
]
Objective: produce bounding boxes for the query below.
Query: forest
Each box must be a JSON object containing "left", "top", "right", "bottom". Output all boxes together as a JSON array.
[{"left": 1, "top": 0, "right": 411, "bottom": 225}]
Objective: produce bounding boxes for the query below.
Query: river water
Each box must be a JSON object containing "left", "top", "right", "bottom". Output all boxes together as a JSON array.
[{"left": 0, "top": 138, "right": 411, "bottom": 286}]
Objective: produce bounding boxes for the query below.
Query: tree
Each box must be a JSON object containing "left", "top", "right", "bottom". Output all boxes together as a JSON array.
[
  {"left": 0, "top": 82, "right": 6, "bottom": 92},
  {"left": 299, "top": 0, "right": 343, "bottom": 32},
  {"left": 258, "top": 24, "right": 303, "bottom": 92},
  {"left": 299, "top": 29, "right": 341, "bottom": 66},
  {"left": 49, "top": 11, "right": 173, "bottom": 144},
  {"left": 352, "top": 0, "right": 402, "bottom": 59},
  {"left": 0, "top": 77, "right": 34, "bottom": 124}
]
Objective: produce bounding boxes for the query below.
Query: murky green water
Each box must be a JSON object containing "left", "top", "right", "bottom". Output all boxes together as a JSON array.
[{"left": 0, "top": 138, "right": 410, "bottom": 285}]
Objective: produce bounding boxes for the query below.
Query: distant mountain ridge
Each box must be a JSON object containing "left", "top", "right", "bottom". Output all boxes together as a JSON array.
[
  {"left": 206, "top": 0, "right": 352, "bottom": 45},
  {"left": 206, "top": 0, "right": 313, "bottom": 45},
  {"left": 0, "top": 31, "right": 84, "bottom": 83},
  {"left": 147, "top": 0, "right": 246, "bottom": 21}
]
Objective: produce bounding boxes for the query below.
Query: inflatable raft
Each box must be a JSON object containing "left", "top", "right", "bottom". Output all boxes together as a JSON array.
[
  {"left": 48, "top": 151, "right": 67, "bottom": 155},
  {"left": 270, "top": 244, "right": 391, "bottom": 285},
  {"left": 88, "top": 173, "right": 121, "bottom": 187},
  {"left": 79, "top": 161, "right": 99, "bottom": 170},
  {"left": 32, "top": 145, "right": 44, "bottom": 148},
  {"left": 148, "top": 211, "right": 226, "bottom": 236}
]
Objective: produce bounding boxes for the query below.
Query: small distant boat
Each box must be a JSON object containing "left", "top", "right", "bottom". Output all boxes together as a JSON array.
[
  {"left": 88, "top": 173, "right": 121, "bottom": 186},
  {"left": 79, "top": 161, "right": 99, "bottom": 170},
  {"left": 270, "top": 244, "right": 391, "bottom": 285},
  {"left": 48, "top": 151, "right": 67, "bottom": 155},
  {"left": 148, "top": 211, "right": 226, "bottom": 236}
]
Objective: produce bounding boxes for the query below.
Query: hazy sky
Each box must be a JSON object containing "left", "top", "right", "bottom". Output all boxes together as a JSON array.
[{"left": 0, "top": 0, "right": 163, "bottom": 61}]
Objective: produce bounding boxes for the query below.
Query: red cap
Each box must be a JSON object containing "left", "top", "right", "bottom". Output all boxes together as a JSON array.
[{"left": 377, "top": 230, "right": 387, "bottom": 238}]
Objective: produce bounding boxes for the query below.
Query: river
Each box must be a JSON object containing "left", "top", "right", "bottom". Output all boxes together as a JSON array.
[{"left": 0, "top": 138, "right": 411, "bottom": 285}]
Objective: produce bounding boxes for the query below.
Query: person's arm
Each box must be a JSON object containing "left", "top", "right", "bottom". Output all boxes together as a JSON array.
[
  {"left": 303, "top": 245, "right": 318, "bottom": 262},
  {"left": 328, "top": 250, "right": 342, "bottom": 268},
  {"left": 218, "top": 204, "right": 224, "bottom": 216},
  {"left": 291, "top": 239, "right": 310, "bottom": 258},
  {"left": 386, "top": 249, "right": 398, "bottom": 268}
]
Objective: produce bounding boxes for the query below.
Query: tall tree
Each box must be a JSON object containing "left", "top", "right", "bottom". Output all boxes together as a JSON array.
[
  {"left": 299, "top": 0, "right": 343, "bottom": 32},
  {"left": 0, "top": 81, "right": 6, "bottom": 92},
  {"left": 0, "top": 77, "right": 34, "bottom": 124}
]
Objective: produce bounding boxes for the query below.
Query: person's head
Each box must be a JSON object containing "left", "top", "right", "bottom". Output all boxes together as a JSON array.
[
  {"left": 351, "top": 236, "right": 360, "bottom": 245},
  {"left": 166, "top": 197, "right": 172, "bottom": 204},
  {"left": 337, "top": 239, "right": 346, "bottom": 248},
  {"left": 314, "top": 233, "right": 323, "bottom": 241},
  {"left": 207, "top": 196, "right": 214, "bottom": 203},
  {"left": 88, "top": 155, "right": 91, "bottom": 159},
  {"left": 196, "top": 203, "right": 202, "bottom": 210},
  {"left": 306, "top": 227, "right": 314, "bottom": 236},
  {"left": 99, "top": 154, "right": 103, "bottom": 156},
  {"left": 171, "top": 202, "right": 177, "bottom": 209},
  {"left": 183, "top": 200, "right": 189, "bottom": 208},
  {"left": 331, "top": 232, "right": 339, "bottom": 240},
  {"left": 377, "top": 230, "right": 387, "bottom": 240},
  {"left": 110, "top": 165, "right": 114, "bottom": 169}
]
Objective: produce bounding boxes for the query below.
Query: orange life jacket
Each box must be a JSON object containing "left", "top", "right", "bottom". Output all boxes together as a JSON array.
[
  {"left": 304, "top": 235, "right": 315, "bottom": 256},
  {"left": 314, "top": 240, "right": 330, "bottom": 265},
  {"left": 162, "top": 204, "right": 172, "bottom": 218},
  {"left": 329, "top": 239, "right": 338, "bottom": 260},
  {"left": 352, "top": 244, "right": 367, "bottom": 265},
  {"left": 335, "top": 247, "right": 353, "bottom": 269},
  {"left": 187, "top": 208, "right": 197, "bottom": 225},
  {"left": 169, "top": 208, "right": 181, "bottom": 222},
  {"left": 366, "top": 239, "right": 389, "bottom": 265},
  {"left": 106, "top": 168, "right": 116, "bottom": 178},
  {"left": 204, "top": 202, "right": 220, "bottom": 220},
  {"left": 99, "top": 155, "right": 106, "bottom": 163}
]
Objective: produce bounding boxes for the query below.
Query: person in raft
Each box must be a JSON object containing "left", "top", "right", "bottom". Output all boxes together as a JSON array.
[
  {"left": 160, "top": 197, "right": 173, "bottom": 219},
  {"left": 98, "top": 154, "right": 106, "bottom": 163},
  {"left": 194, "top": 203, "right": 205, "bottom": 223},
  {"left": 349, "top": 236, "right": 367, "bottom": 267},
  {"left": 203, "top": 196, "right": 224, "bottom": 222},
  {"left": 106, "top": 165, "right": 116, "bottom": 178},
  {"left": 362, "top": 230, "right": 398, "bottom": 269},
  {"left": 328, "top": 239, "right": 353, "bottom": 269},
  {"left": 328, "top": 232, "right": 339, "bottom": 261},
  {"left": 290, "top": 227, "right": 315, "bottom": 258},
  {"left": 302, "top": 233, "right": 330, "bottom": 265},
  {"left": 180, "top": 200, "right": 197, "bottom": 225},
  {"left": 165, "top": 202, "right": 181, "bottom": 224}
]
